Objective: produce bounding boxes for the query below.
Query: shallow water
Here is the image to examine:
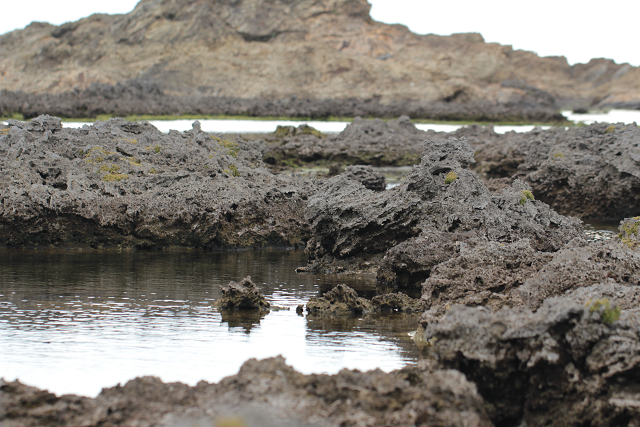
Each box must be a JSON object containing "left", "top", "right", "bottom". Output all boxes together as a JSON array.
[
  {"left": 55, "top": 109, "right": 640, "bottom": 135},
  {"left": 0, "top": 249, "right": 419, "bottom": 398},
  {"left": 0, "top": 219, "right": 620, "bottom": 397}
]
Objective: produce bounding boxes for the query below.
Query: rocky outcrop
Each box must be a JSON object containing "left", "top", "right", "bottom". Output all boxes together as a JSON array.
[
  {"left": 2, "top": 0, "right": 638, "bottom": 120},
  {"left": 0, "top": 357, "right": 493, "bottom": 427},
  {"left": 217, "top": 276, "right": 270, "bottom": 311},
  {"left": 0, "top": 115, "right": 315, "bottom": 248},
  {"left": 305, "top": 136, "right": 583, "bottom": 265},
  {"left": 418, "top": 298, "right": 640, "bottom": 427},
  {"left": 474, "top": 122, "right": 640, "bottom": 220}
]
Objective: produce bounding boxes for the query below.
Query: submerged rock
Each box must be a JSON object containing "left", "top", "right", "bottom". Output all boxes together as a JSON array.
[
  {"left": 217, "top": 276, "right": 270, "bottom": 311},
  {"left": 418, "top": 297, "right": 640, "bottom": 427}
]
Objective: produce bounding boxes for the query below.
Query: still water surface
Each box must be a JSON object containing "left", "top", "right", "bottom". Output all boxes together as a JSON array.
[
  {"left": 0, "top": 249, "right": 419, "bottom": 397},
  {"left": 0, "top": 221, "right": 619, "bottom": 397}
]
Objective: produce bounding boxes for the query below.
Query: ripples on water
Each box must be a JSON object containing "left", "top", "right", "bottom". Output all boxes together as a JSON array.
[{"left": 0, "top": 249, "right": 419, "bottom": 397}]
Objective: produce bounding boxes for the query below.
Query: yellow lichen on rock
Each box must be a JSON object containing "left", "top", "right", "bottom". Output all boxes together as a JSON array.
[{"left": 444, "top": 171, "right": 458, "bottom": 185}]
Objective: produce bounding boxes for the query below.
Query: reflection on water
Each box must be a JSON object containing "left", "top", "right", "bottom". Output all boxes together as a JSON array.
[
  {"left": 583, "top": 219, "right": 619, "bottom": 242},
  {"left": 0, "top": 249, "right": 419, "bottom": 398}
]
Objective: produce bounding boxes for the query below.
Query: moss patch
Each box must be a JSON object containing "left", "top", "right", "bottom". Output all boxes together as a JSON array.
[
  {"left": 444, "top": 171, "right": 458, "bottom": 185},
  {"left": 605, "top": 125, "right": 616, "bottom": 133},
  {"left": 213, "top": 136, "right": 240, "bottom": 158},
  {"left": 102, "top": 173, "right": 129, "bottom": 182},
  {"left": 519, "top": 190, "right": 535, "bottom": 205},
  {"left": 553, "top": 152, "right": 565, "bottom": 159},
  {"left": 587, "top": 298, "right": 621, "bottom": 324}
]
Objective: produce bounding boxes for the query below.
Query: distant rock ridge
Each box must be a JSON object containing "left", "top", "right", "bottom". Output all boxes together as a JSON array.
[{"left": 1, "top": 0, "right": 639, "bottom": 120}]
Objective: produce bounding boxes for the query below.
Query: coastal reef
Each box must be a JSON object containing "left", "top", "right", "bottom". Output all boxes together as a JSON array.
[
  {"left": 0, "top": 115, "right": 315, "bottom": 248},
  {"left": 0, "top": 356, "right": 493, "bottom": 427}
]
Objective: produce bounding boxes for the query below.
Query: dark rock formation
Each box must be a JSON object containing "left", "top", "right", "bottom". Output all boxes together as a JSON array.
[
  {"left": 418, "top": 298, "right": 640, "bottom": 427},
  {"left": 376, "top": 228, "right": 478, "bottom": 289},
  {"left": 371, "top": 292, "right": 426, "bottom": 313},
  {"left": 0, "top": 357, "right": 494, "bottom": 427},
  {"left": 0, "top": 115, "right": 315, "bottom": 248},
  {"left": 517, "top": 240, "right": 640, "bottom": 310},
  {"left": 217, "top": 276, "right": 270, "bottom": 311},
  {"left": 306, "top": 284, "right": 372, "bottom": 314},
  {"left": 421, "top": 238, "right": 555, "bottom": 315},
  {"left": 474, "top": 122, "right": 640, "bottom": 220},
  {"left": 305, "top": 137, "right": 583, "bottom": 265},
  {"left": 341, "top": 165, "right": 386, "bottom": 191}
]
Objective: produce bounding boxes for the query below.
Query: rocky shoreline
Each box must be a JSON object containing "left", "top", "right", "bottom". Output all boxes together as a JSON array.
[{"left": 2, "top": 114, "right": 640, "bottom": 426}]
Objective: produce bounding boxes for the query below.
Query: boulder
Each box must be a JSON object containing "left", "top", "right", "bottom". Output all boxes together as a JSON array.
[
  {"left": 217, "top": 277, "right": 270, "bottom": 311},
  {"left": 341, "top": 165, "right": 386, "bottom": 191}
]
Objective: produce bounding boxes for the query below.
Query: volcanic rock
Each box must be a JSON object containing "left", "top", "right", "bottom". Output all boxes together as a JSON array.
[
  {"left": 305, "top": 136, "right": 583, "bottom": 265},
  {"left": 418, "top": 297, "right": 640, "bottom": 427},
  {"left": 0, "top": 357, "right": 493, "bottom": 427},
  {"left": 474, "top": 122, "right": 640, "bottom": 219},
  {"left": 217, "top": 276, "right": 270, "bottom": 311},
  {"left": 341, "top": 165, "right": 386, "bottom": 191},
  {"left": 306, "top": 284, "right": 371, "bottom": 314},
  {"left": 0, "top": 115, "right": 315, "bottom": 248}
]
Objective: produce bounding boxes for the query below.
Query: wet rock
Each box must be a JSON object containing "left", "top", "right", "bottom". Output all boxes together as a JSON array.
[
  {"left": 421, "top": 239, "right": 554, "bottom": 315},
  {"left": 217, "top": 276, "right": 270, "bottom": 311},
  {"left": 371, "top": 292, "right": 426, "bottom": 313},
  {"left": 418, "top": 298, "right": 640, "bottom": 427},
  {"left": 517, "top": 240, "right": 640, "bottom": 309},
  {"left": 0, "top": 115, "right": 316, "bottom": 248},
  {"left": 0, "top": 357, "right": 494, "bottom": 427},
  {"left": 341, "top": 165, "right": 386, "bottom": 191},
  {"left": 306, "top": 284, "right": 371, "bottom": 314},
  {"left": 305, "top": 137, "right": 583, "bottom": 265}
]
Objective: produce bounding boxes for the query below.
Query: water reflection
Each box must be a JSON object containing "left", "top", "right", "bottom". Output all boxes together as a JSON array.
[{"left": 0, "top": 248, "right": 417, "bottom": 398}]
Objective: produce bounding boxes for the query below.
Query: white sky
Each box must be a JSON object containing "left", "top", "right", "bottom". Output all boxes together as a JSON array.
[{"left": 1, "top": 0, "right": 638, "bottom": 66}]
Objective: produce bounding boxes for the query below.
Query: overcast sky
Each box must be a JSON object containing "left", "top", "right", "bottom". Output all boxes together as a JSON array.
[{"left": 1, "top": 0, "right": 638, "bottom": 66}]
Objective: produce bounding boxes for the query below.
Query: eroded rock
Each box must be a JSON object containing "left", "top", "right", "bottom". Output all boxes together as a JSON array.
[
  {"left": 0, "top": 357, "right": 493, "bottom": 427},
  {"left": 341, "top": 165, "right": 386, "bottom": 191},
  {"left": 418, "top": 298, "right": 640, "bottom": 427},
  {"left": 217, "top": 277, "right": 270, "bottom": 311},
  {"left": 0, "top": 115, "right": 316, "bottom": 248},
  {"left": 306, "top": 284, "right": 371, "bottom": 314},
  {"left": 305, "top": 137, "right": 583, "bottom": 267}
]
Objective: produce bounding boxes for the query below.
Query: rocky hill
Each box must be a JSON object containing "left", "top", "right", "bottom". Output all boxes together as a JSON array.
[{"left": 1, "top": 0, "right": 639, "bottom": 121}]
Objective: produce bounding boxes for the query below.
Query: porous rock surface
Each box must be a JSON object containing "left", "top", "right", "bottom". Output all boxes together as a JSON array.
[
  {"left": 217, "top": 276, "right": 270, "bottom": 311},
  {"left": 419, "top": 298, "right": 640, "bottom": 427},
  {"left": 474, "top": 122, "right": 640, "bottom": 219},
  {"left": 0, "top": 115, "right": 315, "bottom": 248},
  {"left": 341, "top": 164, "right": 386, "bottom": 192},
  {"left": 305, "top": 284, "right": 424, "bottom": 314},
  {"left": 0, "top": 357, "right": 493, "bottom": 427},
  {"left": 305, "top": 136, "right": 583, "bottom": 265}
]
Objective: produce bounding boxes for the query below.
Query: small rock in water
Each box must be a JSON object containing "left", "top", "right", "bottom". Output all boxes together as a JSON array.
[
  {"left": 217, "top": 276, "right": 270, "bottom": 311},
  {"left": 306, "top": 284, "right": 371, "bottom": 314}
]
